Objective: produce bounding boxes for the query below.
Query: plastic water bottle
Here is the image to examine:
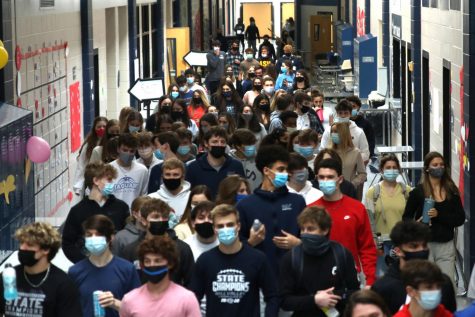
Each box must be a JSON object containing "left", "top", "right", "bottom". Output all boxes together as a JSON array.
[
  {"left": 93, "top": 291, "right": 105, "bottom": 317},
  {"left": 252, "top": 219, "right": 262, "bottom": 231},
  {"left": 3, "top": 264, "right": 18, "bottom": 301}
]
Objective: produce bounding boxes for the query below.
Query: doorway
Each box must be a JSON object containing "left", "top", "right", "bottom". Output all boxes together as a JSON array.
[
  {"left": 422, "top": 51, "right": 430, "bottom": 156},
  {"left": 442, "top": 60, "right": 451, "bottom": 167},
  {"left": 310, "top": 15, "right": 332, "bottom": 55},
  {"left": 93, "top": 49, "right": 100, "bottom": 117},
  {"left": 242, "top": 2, "right": 273, "bottom": 40},
  {"left": 392, "top": 39, "right": 401, "bottom": 98}
]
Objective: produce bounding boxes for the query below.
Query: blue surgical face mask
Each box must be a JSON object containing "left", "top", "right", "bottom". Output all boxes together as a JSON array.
[
  {"left": 331, "top": 133, "right": 340, "bottom": 145},
  {"left": 291, "top": 169, "right": 309, "bottom": 185},
  {"left": 270, "top": 170, "right": 288, "bottom": 188},
  {"left": 417, "top": 289, "right": 442, "bottom": 311},
  {"left": 293, "top": 144, "right": 300, "bottom": 152},
  {"left": 101, "top": 182, "right": 115, "bottom": 197},
  {"left": 281, "top": 66, "right": 287, "bottom": 73},
  {"left": 186, "top": 77, "right": 194, "bottom": 84},
  {"left": 235, "top": 193, "right": 248, "bottom": 203},
  {"left": 171, "top": 91, "right": 179, "bottom": 99},
  {"left": 85, "top": 236, "right": 108, "bottom": 256},
  {"left": 383, "top": 169, "right": 399, "bottom": 182},
  {"left": 128, "top": 125, "right": 140, "bottom": 133},
  {"left": 243, "top": 145, "right": 256, "bottom": 158},
  {"left": 335, "top": 116, "right": 350, "bottom": 123},
  {"left": 319, "top": 180, "right": 337, "bottom": 196},
  {"left": 178, "top": 86, "right": 186, "bottom": 92},
  {"left": 154, "top": 148, "right": 164, "bottom": 160},
  {"left": 177, "top": 145, "right": 191, "bottom": 156},
  {"left": 297, "top": 146, "right": 314, "bottom": 158},
  {"left": 351, "top": 109, "right": 358, "bottom": 117},
  {"left": 168, "top": 212, "right": 178, "bottom": 229},
  {"left": 217, "top": 227, "right": 237, "bottom": 245}
]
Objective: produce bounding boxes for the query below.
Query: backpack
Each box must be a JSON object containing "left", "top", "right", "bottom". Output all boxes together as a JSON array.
[{"left": 291, "top": 241, "right": 349, "bottom": 297}]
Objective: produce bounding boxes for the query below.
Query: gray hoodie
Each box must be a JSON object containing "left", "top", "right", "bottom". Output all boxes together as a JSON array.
[{"left": 111, "top": 222, "right": 142, "bottom": 256}]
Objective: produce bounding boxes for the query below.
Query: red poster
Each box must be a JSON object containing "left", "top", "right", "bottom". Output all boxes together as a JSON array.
[{"left": 69, "top": 81, "right": 81, "bottom": 152}]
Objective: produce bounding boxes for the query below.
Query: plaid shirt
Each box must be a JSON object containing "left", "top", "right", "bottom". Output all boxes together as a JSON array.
[{"left": 226, "top": 51, "right": 244, "bottom": 76}]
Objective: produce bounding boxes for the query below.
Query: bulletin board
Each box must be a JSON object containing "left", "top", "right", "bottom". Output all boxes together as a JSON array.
[{"left": 15, "top": 40, "right": 72, "bottom": 219}]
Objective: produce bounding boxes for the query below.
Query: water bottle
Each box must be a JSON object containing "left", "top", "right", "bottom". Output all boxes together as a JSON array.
[
  {"left": 3, "top": 264, "right": 18, "bottom": 301},
  {"left": 93, "top": 291, "right": 105, "bottom": 317},
  {"left": 322, "top": 307, "right": 340, "bottom": 317},
  {"left": 252, "top": 219, "right": 262, "bottom": 232},
  {"left": 422, "top": 196, "right": 435, "bottom": 224}
]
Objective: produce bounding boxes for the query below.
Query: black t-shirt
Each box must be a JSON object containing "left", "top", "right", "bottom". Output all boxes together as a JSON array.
[
  {"left": 190, "top": 244, "right": 279, "bottom": 317},
  {"left": 0, "top": 265, "right": 82, "bottom": 317}
]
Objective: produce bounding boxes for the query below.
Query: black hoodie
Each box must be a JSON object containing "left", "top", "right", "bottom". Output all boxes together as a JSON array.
[
  {"left": 62, "top": 195, "right": 129, "bottom": 263},
  {"left": 371, "top": 260, "right": 456, "bottom": 314}
]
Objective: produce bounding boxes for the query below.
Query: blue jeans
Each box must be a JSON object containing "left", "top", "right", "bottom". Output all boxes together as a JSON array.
[{"left": 376, "top": 241, "right": 393, "bottom": 277}]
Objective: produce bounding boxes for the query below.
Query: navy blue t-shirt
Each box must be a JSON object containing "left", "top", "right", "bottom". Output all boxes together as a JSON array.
[
  {"left": 68, "top": 256, "right": 140, "bottom": 317},
  {"left": 190, "top": 244, "right": 279, "bottom": 317}
]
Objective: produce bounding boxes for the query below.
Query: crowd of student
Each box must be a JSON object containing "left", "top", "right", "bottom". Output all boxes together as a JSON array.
[{"left": 1, "top": 31, "right": 474, "bottom": 317}]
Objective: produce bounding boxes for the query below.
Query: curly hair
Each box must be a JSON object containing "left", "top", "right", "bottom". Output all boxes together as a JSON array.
[
  {"left": 15, "top": 222, "right": 61, "bottom": 261},
  {"left": 138, "top": 236, "right": 179, "bottom": 272}
]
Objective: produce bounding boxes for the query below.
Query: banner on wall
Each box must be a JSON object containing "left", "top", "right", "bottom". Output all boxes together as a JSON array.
[{"left": 69, "top": 82, "right": 81, "bottom": 153}]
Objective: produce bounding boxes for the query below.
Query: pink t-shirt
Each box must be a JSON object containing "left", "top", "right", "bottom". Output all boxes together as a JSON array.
[{"left": 120, "top": 282, "right": 201, "bottom": 317}]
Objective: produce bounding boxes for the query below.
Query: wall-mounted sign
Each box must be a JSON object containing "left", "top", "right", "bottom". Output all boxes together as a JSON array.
[{"left": 392, "top": 14, "right": 402, "bottom": 39}]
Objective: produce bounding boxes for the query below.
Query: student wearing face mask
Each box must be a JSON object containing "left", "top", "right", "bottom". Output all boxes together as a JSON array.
[
  {"left": 174, "top": 185, "right": 213, "bottom": 240},
  {"left": 120, "top": 236, "right": 201, "bottom": 317},
  {"left": 68, "top": 215, "right": 140, "bottom": 317},
  {"left": 226, "top": 40, "right": 244, "bottom": 76},
  {"left": 258, "top": 34, "right": 277, "bottom": 61},
  {"left": 175, "top": 127, "right": 196, "bottom": 163},
  {"left": 0, "top": 222, "right": 82, "bottom": 317},
  {"left": 237, "top": 105, "right": 267, "bottom": 145},
  {"left": 286, "top": 153, "right": 323, "bottom": 205},
  {"left": 294, "top": 91, "right": 324, "bottom": 135},
  {"left": 294, "top": 129, "right": 319, "bottom": 172},
  {"left": 228, "top": 130, "right": 262, "bottom": 191},
  {"left": 190, "top": 204, "right": 279, "bottom": 317},
  {"left": 394, "top": 260, "right": 452, "bottom": 317},
  {"left": 122, "top": 110, "right": 144, "bottom": 134},
  {"left": 236, "top": 145, "right": 306, "bottom": 277},
  {"left": 403, "top": 151, "right": 465, "bottom": 285},
  {"left": 279, "top": 206, "right": 359, "bottom": 317},
  {"left": 365, "top": 155, "right": 411, "bottom": 276},
  {"left": 63, "top": 162, "right": 129, "bottom": 263},
  {"left": 371, "top": 221, "right": 456, "bottom": 314},
  {"left": 243, "top": 77, "right": 264, "bottom": 107},
  {"left": 147, "top": 132, "right": 180, "bottom": 193},
  {"left": 184, "top": 68, "right": 208, "bottom": 96},
  {"left": 309, "top": 158, "right": 377, "bottom": 286},
  {"left": 186, "top": 127, "right": 245, "bottom": 198},
  {"left": 275, "top": 60, "right": 295, "bottom": 92},
  {"left": 148, "top": 158, "right": 191, "bottom": 221},
  {"left": 253, "top": 93, "right": 272, "bottom": 131},
  {"left": 136, "top": 131, "right": 161, "bottom": 170},
  {"left": 184, "top": 201, "right": 219, "bottom": 261},
  {"left": 120, "top": 198, "right": 194, "bottom": 287},
  {"left": 280, "top": 110, "right": 298, "bottom": 134},
  {"left": 240, "top": 47, "right": 260, "bottom": 78},
  {"left": 206, "top": 40, "right": 227, "bottom": 95},
  {"left": 109, "top": 133, "right": 149, "bottom": 208},
  {"left": 292, "top": 69, "right": 311, "bottom": 93},
  {"left": 276, "top": 44, "right": 304, "bottom": 72}
]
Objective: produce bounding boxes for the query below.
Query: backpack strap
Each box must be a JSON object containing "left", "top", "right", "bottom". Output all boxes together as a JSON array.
[
  {"left": 291, "top": 245, "right": 304, "bottom": 285},
  {"left": 330, "top": 242, "right": 348, "bottom": 297}
]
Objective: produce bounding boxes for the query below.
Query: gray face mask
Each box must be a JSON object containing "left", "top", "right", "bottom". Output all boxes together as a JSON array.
[
  {"left": 291, "top": 169, "right": 309, "bottom": 185},
  {"left": 119, "top": 152, "right": 134, "bottom": 165},
  {"left": 428, "top": 167, "right": 445, "bottom": 178}
]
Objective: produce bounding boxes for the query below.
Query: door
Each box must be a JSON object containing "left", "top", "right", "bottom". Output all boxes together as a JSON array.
[
  {"left": 281, "top": 2, "right": 294, "bottom": 33},
  {"left": 242, "top": 3, "right": 273, "bottom": 40},
  {"left": 422, "top": 51, "right": 430, "bottom": 156},
  {"left": 310, "top": 15, "right": 332, "bottom": 55},
  {"left": 442, "top": 60, "right": 451, "bottom": 167}
]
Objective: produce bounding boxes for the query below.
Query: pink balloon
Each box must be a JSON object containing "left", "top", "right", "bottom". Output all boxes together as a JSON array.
[{"left": 26, "top": 136, "right": 51, "bottom": 163}]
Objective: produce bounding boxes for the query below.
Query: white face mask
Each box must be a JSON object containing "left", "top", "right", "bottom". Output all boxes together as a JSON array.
[
  {"left": 138, "top": 147, "right": 153, "bottom": 159},
  {"left": 213, "top": 46, "right": 220, "bottom": 51}
]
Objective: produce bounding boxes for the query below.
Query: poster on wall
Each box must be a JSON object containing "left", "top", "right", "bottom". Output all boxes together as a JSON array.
[{"left": 69, "top": 81, "right": 81, "bottom": 153}]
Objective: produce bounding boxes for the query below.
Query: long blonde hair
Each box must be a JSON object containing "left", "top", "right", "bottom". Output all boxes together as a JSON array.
[{"left": 331, "top": 122, "right": 354, "bottom": 150}]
